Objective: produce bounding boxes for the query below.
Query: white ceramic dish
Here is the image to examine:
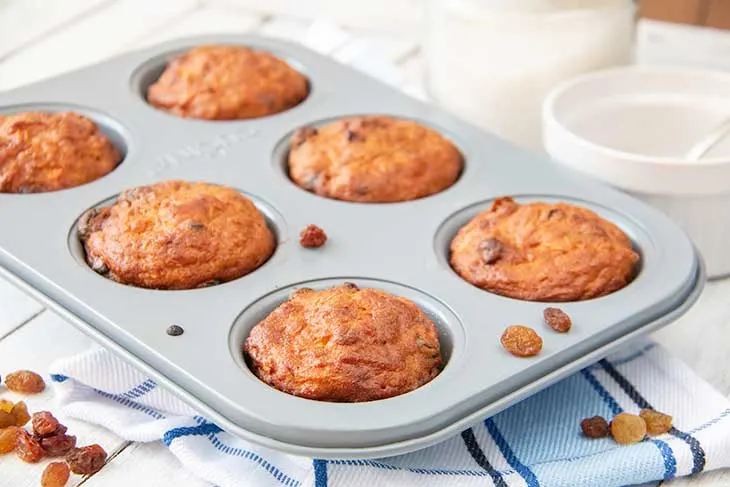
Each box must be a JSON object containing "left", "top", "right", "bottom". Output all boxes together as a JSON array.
[{"left": 543, "top": 65, "right": 730, "bottom": 278}]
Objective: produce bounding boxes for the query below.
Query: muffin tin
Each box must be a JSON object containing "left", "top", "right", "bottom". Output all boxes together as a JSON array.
[{"left": 0, "top": 35, "right": 703, "bottom": 459}]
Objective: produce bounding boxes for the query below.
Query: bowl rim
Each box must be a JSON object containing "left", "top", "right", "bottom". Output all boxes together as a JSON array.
[{"left": 543, "top": 64, "right": 730, "bottom": 167}]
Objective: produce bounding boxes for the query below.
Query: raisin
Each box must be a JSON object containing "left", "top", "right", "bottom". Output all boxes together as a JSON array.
[
  {"left": 0, "top": 426, "right": 18, "bottom": 454},
  {"left": 544, "top": 307, "right": 572, "bottom": 333},
  {"left": 500, "top": 325, "right": 543, "bottom": 357},
  {"left": 640, "top": 409, "right": 673, "bottom": 436},
  {"left": 41, "top": 462, "right": 70, "bottom": 487},
  {"left": 610, "top": 413, "right": 647, "bottom": 445},
  {"left": 188, "top": 222, "right": 205, "bottom": 230},
  {"left": 0, "top": 410, "right": 15, "bottom": 428},
  {"left": 11, "top": 401, "right": 30, "bottom": 427},
  {"left": 479, "top": 238, "right": 503, "bottom": 264},
  {"left": 32, "top": 411, "right": 60, "bottom": 437},
  {"left": 166, "top": 325, "right": 184, "bottom": 337},
  {"left": 580, "top": 416, "right": 609, "bottom": 438},
  {"left": 16, "top": 428, "right": 44, "bottom": 463},
  {"left": 66, "top": 444, "right": 107, "bottom": 475},
  {"left": 41, "top": 434, "right": 76, "bottom": 457},
  {"left": 0, "top": 399, "right": 13, "bottom": 413},
  {"left": 299, "top": 224, "right": 327, "bottom": 248},
  {"left": 346, "top": 128, "right": 364, "bottom": 142},
  {"left": 291, "top": 126, "right": 318, "bottom": 148},
  {"left": 5, "top": 370, "right": 46, "bottom": 394}
]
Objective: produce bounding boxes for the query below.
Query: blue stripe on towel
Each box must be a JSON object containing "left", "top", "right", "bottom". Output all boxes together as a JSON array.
[
  {"left": 584, "top": 365, "right": 677, "bottom": 480},
  {"left": 598, "top": 359, "right": 705, "bottom": 475},
  {"left": 51, "top": 374, "right": 68, "bottom": 383},
  {"left": 121, "top": 379, "right": 156, "bottom": 399},
  {"left": 461, "top": 428, "right": 508, "bottom": 487},
  {"left": 484, "top": 418, "right": 539, "bottom": 487},
  {"left": 313, "top": 460, "right": 328, "bottom": 487},
  {"left": 329, "top": 458, "right": 490, "bottom": 477}
]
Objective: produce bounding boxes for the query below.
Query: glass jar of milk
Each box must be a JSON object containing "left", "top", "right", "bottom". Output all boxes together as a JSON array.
[{"left": 425, "top": 0, "right": 636, "bottom": 151}]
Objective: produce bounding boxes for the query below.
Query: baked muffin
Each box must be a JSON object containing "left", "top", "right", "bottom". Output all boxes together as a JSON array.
[
  {"left": 244, "top": 283, "right": 442, "bottom": 402},
  {"left": 288, "top": 116, "right": 463, "bottom": 203},
  {"left": 147, "top": 45, "right": 308, "bottom": 120},
  {"left": 78, "top": 180, "right": 275, "bottom": 290},
  {"left": 0, "top": 111, "right": 121, "bottom": 193},
  {"left": 449, "top": 197, "right": 639, "bottom": 302}
]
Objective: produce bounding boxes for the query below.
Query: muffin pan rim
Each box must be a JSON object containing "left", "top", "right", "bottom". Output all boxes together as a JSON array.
[{"left": 0, "top": 34, "right": 704, "bottom": 458}]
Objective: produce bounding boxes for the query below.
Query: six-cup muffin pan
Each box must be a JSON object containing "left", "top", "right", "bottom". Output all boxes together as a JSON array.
[{"left": 0, "top": 35, "right": 704, "bottom": 459}]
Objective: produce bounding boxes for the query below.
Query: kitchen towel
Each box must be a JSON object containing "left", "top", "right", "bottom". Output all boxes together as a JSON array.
[
  {"left": 49, "top": 21, "right": 730, "bottom": 487},
  {"left": 49, "top": 341, "right": 730, "bottom": 487}
]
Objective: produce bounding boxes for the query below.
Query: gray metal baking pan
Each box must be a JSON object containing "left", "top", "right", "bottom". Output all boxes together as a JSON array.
[{"left": 0, "top": 34, "right": 704, "bottom": 459}]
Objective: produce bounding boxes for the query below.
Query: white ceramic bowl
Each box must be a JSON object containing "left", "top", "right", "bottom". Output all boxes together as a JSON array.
[{"left": 543, "top": 65, "right": 730, "bottom": 279}]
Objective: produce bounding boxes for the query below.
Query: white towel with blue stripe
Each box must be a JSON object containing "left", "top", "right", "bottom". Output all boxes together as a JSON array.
[{"left": 48, "top": 341, "right": 730, "bottom": 487}]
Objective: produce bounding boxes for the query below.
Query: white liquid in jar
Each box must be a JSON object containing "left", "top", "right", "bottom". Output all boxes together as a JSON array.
[{"left": 426, "top": 0, "right": 636, "bottom": 151}]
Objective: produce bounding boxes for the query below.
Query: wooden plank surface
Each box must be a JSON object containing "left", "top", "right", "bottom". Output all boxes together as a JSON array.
[{"left": 0, "top": 1, "right": 728, "bottom": 485}]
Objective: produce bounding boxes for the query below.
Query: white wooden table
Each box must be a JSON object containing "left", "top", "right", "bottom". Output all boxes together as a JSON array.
[{"left": 0, "top": 1, "right": 728, "bottom": 485}]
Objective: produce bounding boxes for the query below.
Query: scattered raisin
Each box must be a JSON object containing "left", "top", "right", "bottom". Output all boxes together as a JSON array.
[
  {"left": 41, "top": 434, "right": 76, "bottom": 457},
  {"left": 479, "top": 238, "right": 503, "bottom": 264},
  {"left": 640, "top": 409, "right": 673, "bottom": 436},
  {"left": 33, "top": 411, "right": 60, "bottom": 437},
  {"left": 11, "top": 401, "right": 30, "bottom": 427},
  {"left": 0, "top": 399, "right": 13, "bottom": 413},
  {"left": 580, "top": 416, "right": 609, "bottom": 438},
  {"left": 291, "top": 126, "right": 318, "bottom": 148},
  {"left": 166, "top": 325, "right": 184, "bottom": 337},
  {"left": 16, "top": 428, "right": 44, "bottom": 463},
  {"left": 610, "top": 413, "right": 647, "bottom": 445},
  {"left": 66, "top": 444, "right": 107, "bottom": 475},
  {"left": 41, "top": 462, "right": 70, "bottom": 487},
  {"left": 0, "top": 410, "right": 15, "bottom": 428},
  {"left": 0, "top": 426, "right": 18, "bottom": 454},
  {"left": 342, "top": 282, "right": 359, "bottom": 290},
  {"left": 500, "top": 325, "right": 543, "bottom": 357},
  {"left": 5, "top": 370, "right": 46, "bottom": 394},
  {"left": 299, "top": 224, "right": 327, "bottom": 248},
  {"left": 544, "top": 307, "right": 572, "bottom": 333}
]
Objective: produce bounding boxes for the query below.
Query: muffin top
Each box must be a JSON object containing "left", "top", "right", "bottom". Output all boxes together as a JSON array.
[
  {"left": 79, "top": 180, "right": 275, "bottom": 290},
  {"left": 288, "top": 116, "right": 463, "bottom": 203},
  {"left": 0, "top": 111, "right": 121, "bottom": 193},
  {"left": 449, "top": 197, "right": 639, "bottom": 302},
  {"left": 147, "top": 45, "right": 308, "bottom": 120},
  {"left": 244, "top": 283, "right": 442, "bottom": 402}
]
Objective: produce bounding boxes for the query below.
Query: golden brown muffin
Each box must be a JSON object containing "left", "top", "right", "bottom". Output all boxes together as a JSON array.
[
  {"left": 147, "top": 45, "right": 308, "bottom": 120},
  {"left": 449, "top": 197, "right": 639, "bottom": 302},
  {"left": 78, "top": 180, "right": 275, "bottom": 290},
  {"left": 0, "top": 112, "right": 121, "bottom": 193},
  {"left": 288, "top": 116, "right": 463, "bottom": 203},
  {"left": 244, "top": 283, "right": 442, "bottom": 402}
]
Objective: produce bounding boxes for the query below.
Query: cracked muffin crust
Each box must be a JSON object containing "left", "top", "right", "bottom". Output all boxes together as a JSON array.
[
  {"left": 147, "top": 45, "right": 308, "bottom": 120},
  {"left": 0, "top": 111, "right": 121, "bottom": 193},
  {"left": 78, "top": 180, "right": 275, "bottom": 290},
  {"left": 244, "top": 283, "right": 443, "bottom": 402},
  {"left": 449, "top": 197, "right": 639, "bottom": 302},
  {"left": 288, "top": 116, "right": 463, "bottom": 203}
]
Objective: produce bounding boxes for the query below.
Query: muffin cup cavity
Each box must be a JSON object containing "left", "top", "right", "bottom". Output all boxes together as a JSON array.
[
  {"left": 0, "top": 103, "right": 129, "bottom": 192},
  {"left": 273, "top": 114, "right": 467, "bottom": 204},
  {"left": 434, "top": 195, "right": 648, "bottom": 303},
  {"left": 130, "top": 45, "right": 311, "bottom": 120},
  {"left": 68, "top": 186, "right": 285, "bottom": 289},
  {"left": 229, "top": 278, "right": 466, "bottom": 402}
]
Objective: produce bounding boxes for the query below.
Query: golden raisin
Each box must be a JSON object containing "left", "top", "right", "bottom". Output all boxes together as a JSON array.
[
  {"left": 32, "top": 411, "right": 60, "bottom": 437},
  {"left": 544, "top": 307, "right": 572, "bottom": 333},
  {"left": 16, "top": 428, "right": 44, "bottom": 463},
  {"left": 66, "top": 444, "right": 107, "bottom": 475},
  {"left": 12, "top": 401, "right": 30, "bottom": 427},
  {"left": 41, "top": 462, "right": 70, "bottom": 487},
  {"left": 299, "top": 224, "right": 327, "bottom": 248},
  {"left": 580, "top": 416, "right": 609, "bottom": 438},
  {"left": 5, "top": 370, "right": 46, "bottom": 394},
  {"left": 0, "top": 410, "right": 15, "bottom": 428},
  {"left": 610, "top": 413, "right": 647, "bottom": 445},
  {"left": 500, "top": 325, "right": 543, "bottom": 357},
  {"left": 0, "top": 399, "right": 13, "bottom": 413},
  {"left": 0, "top": 426, "right": 19, "bottom": 454},
  {"left": 640, "top": 409, "right": 673, "bottom": 436}
]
